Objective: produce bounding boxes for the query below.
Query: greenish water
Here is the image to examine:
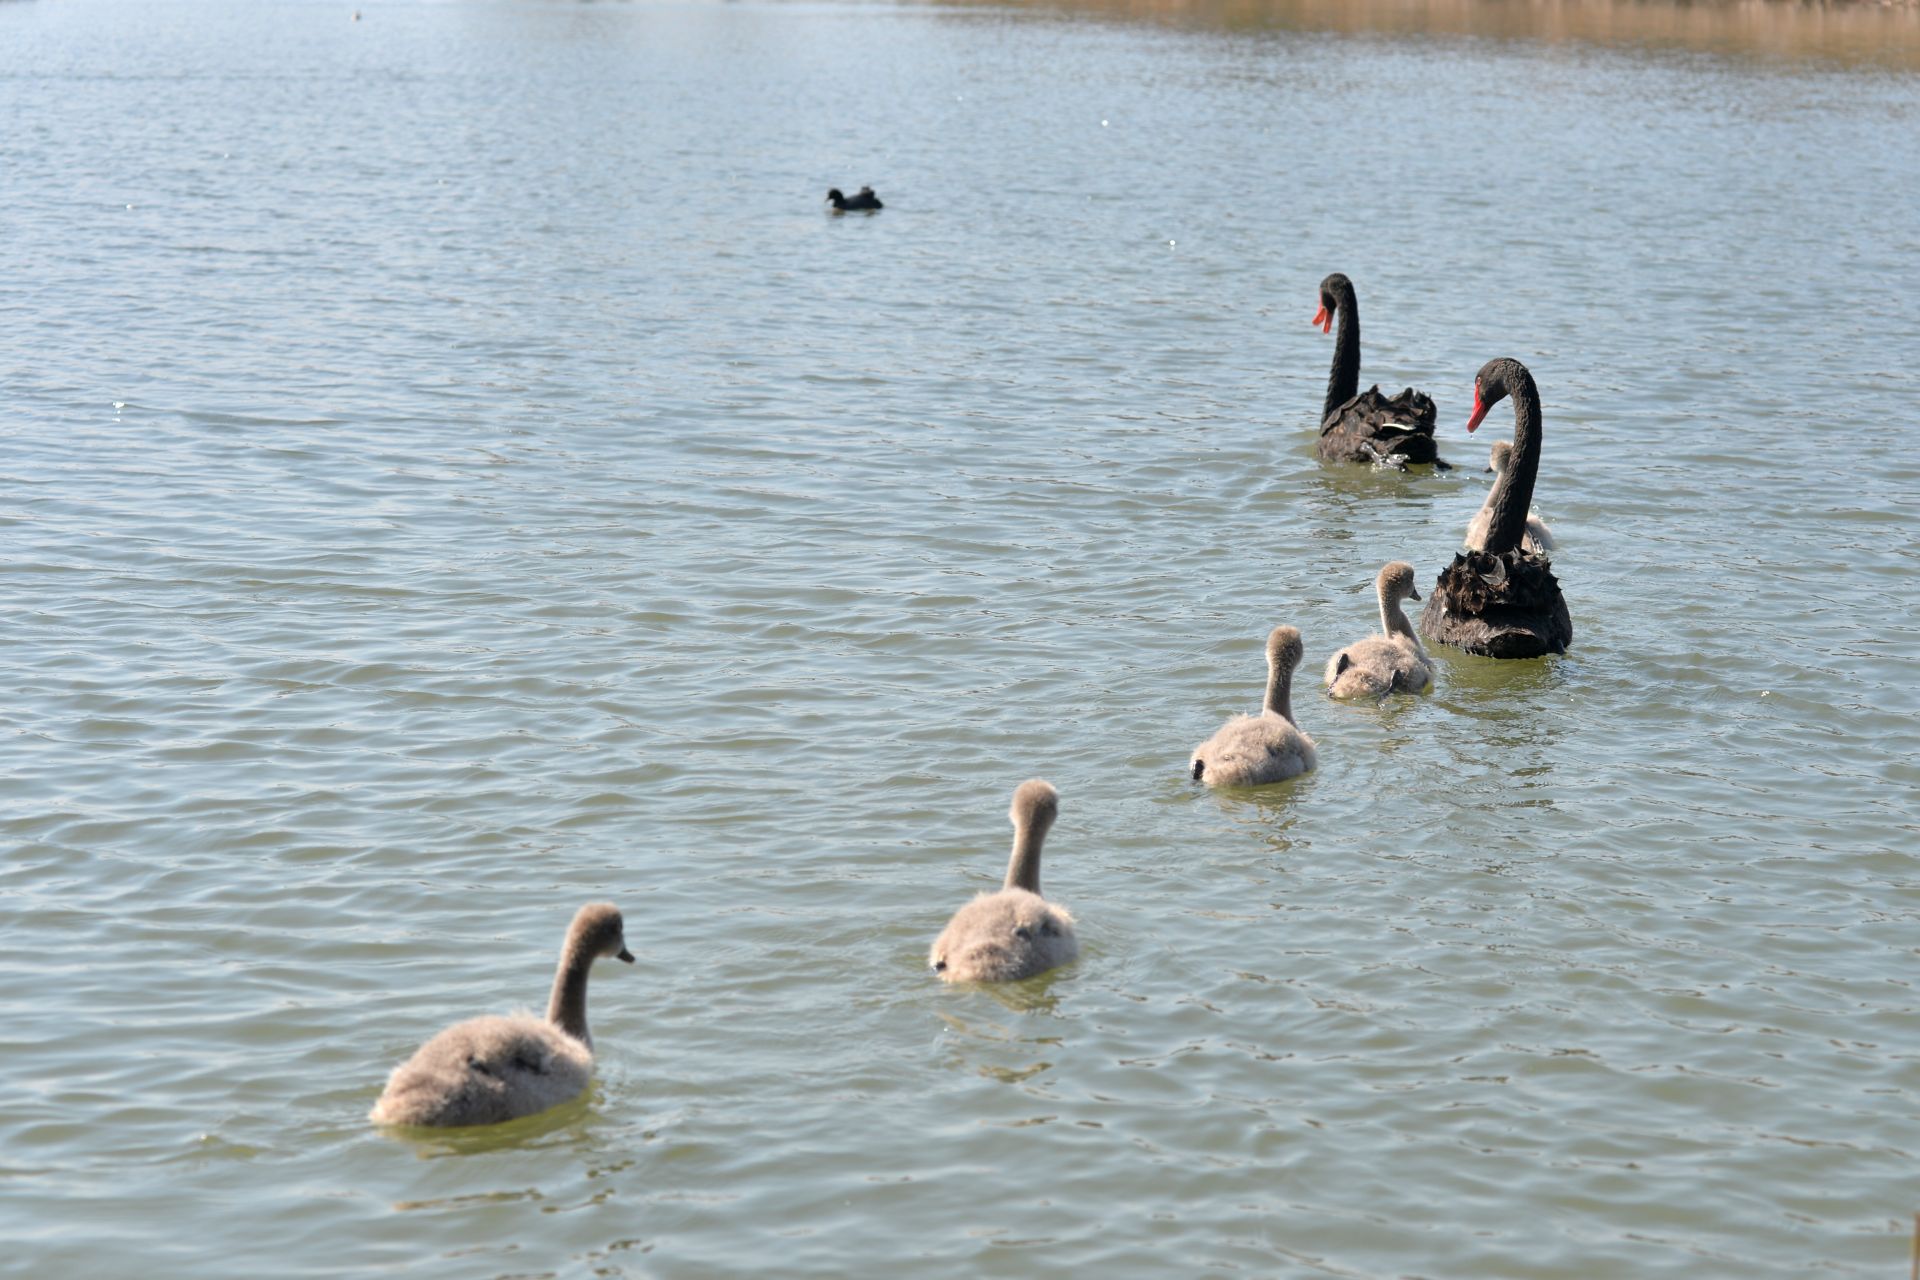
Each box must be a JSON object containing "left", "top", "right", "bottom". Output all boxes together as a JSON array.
[{"left": 3, "top": 1, "right": 1918, "bottom": 1276}]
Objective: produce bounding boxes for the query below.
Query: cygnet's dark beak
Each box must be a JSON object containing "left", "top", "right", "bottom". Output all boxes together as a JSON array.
[
  {"left": 617, "top": 948, "right": 635, "bottom": 963},
  {"left": 1408, "top": 585, "right": 1422, "bottom": 601}
]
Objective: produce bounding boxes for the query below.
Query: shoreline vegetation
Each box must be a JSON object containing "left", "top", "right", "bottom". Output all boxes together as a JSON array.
[{"left": 933, "top": 0, "right": 1920, "bottom": 69}]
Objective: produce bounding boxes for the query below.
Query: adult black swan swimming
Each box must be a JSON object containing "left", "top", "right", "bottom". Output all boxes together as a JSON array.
[
  {"left": 1312, "top": 272, "right": 1440, "bottom": 466},
  {"left": 1419, "top": 357, "right": 1572, "bottom": 658}
]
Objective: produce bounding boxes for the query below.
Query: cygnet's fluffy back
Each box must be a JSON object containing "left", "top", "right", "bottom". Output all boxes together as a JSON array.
[
  {"left": 368, "top": 1013, "right": 593, "bottom": 1128},
  {"left": 931, "top": 889, "right": 1076, "bottom": 984}
]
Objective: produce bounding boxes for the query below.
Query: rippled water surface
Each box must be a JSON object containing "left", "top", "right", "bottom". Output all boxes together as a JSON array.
[{"left": 4, "top": 0, "right": 1919, "bottom": 1275}]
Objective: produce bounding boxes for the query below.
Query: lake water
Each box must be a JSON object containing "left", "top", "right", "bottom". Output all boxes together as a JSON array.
[{"left": 3, "top": 0, "right": 1919, "bottom": 1275}]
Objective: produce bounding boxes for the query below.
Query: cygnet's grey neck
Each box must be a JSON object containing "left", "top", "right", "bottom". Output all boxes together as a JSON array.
[
  {"left": 1004, "top": 822, "right": 1048, "bottom": 895},
  {"left": 1381, "top": 589, "right": 1416, "bottom": 644},
  {"left": 545, "top": 939, "right": 597, "bottom": 1047},
  {"left": 1264, "top": 653, "right": 1295, "bottom": 724}
]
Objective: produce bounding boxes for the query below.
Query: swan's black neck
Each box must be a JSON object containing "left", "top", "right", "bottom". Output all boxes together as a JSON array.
[
  {"left": 1483, "top": 366, "right": 1543, "bottom": 556},
  {"left": 1322, "top": 284, "right": 1361, "bottom": 423}
]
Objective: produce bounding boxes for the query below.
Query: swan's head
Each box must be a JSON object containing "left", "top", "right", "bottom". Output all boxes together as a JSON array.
[
  {"left": 826, "top": 188, "right": 845, "bottom": 204},
  {"left": 1313, "top": 272, "right": 1352, "bottom": 334},
  {"left": 1466, "top": 357, "right": 1530, "bottom": 433},
  {"left": 1265, "top": 624, "right": 1305, "bottom": 673},
  {"left": 1009, "top": 778, "right": 1059, "bottom": 840},
  {"left": 1488, "top": 440, "right": 1512, "bottom": 475},
  {"left": 569, "top": 902, "right": 635, "bottom": 964},
  {"left": 1377, "top": 561, "right": 1421, "bottom": 604}
]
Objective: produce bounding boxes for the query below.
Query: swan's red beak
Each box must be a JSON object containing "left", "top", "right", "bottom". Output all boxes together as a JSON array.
[
  {"left": 1312, "top": 303, "right": 1331, "bottom": 334},
  {"left": 1465, "top": 382, "right": 1490, "bottom": 434}
]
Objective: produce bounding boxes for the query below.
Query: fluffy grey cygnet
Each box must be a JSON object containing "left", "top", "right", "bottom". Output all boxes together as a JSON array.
[
  {"left": 929, "top": 780, "right": 1078, "bottom": 983},
  {"left": 1325, "top": 561, "right": 1435, "bottom": 698},
  {"left": 1190, "top": 626, "right": 1318, "bottom": 786},
  {"left": 369, "top": 902, "right": 634, "bottom": 1128},
  {"left": 1465, "top": 440, "right": 1555, "bottom": 553}
]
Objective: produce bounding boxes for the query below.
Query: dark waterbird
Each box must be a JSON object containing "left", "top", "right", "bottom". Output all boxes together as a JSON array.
[
  {"left": 1419, "top": 357, "right": 1572, "bottom": 659},
  {"left": 827, "top": 186, "right": 883, "bottom": 212},
  {"left": 1312, "top": 272, "right": 1442, "bottom": 468}
]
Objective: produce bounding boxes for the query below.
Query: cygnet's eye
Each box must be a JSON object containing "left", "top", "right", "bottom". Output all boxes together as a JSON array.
[{"left": 1014, "top": 925, "right": 1032, "bottom": 941}]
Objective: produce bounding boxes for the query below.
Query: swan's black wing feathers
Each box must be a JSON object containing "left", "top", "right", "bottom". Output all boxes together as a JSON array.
[
  {"left": 1318, "top": 385, "right": 1439, "bottom": 464},
  {"left": 1419, "top": 548, "right": 1572, "bottom": 658}
]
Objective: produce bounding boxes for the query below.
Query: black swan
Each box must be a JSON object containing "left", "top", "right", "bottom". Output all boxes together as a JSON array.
[
  {"left": 1312, "top": 272, "right": 1440, "bottom": 467},
  {"left": 1419, "top": 358, "right": 1572, "bottom": 659},
  {"left": 827, "top": 186, "right": 883, "bottom": 212}
]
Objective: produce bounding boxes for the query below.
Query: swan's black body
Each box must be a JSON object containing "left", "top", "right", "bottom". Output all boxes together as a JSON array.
[
  {"left": 827, "top": 186, "right": 883, "bottom": 212},
  {"left": 1421, "top": 548, "right": 1571, "bottom": 658},
  {"left": 1419, "top": 358, "right": 1572, "bottom": 658},
  {"left": 1314, "top": 273, "right": 1440, "bottom": 466}
]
